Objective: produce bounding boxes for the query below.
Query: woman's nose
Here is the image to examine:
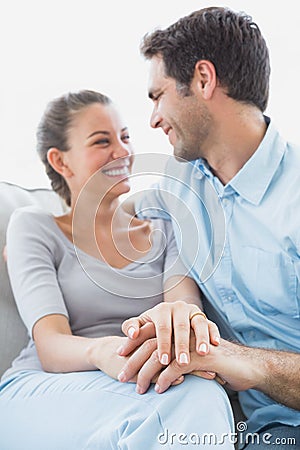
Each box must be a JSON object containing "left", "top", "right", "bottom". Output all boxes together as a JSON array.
[{"left": 112, "top": 142, "right": 131, "bottom": 159}]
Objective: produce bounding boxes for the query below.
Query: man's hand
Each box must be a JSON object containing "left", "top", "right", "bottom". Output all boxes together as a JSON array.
[
  {"left": 117, "top": 332, "right": 217, "bottom": 395},
  {"left": 152, "top": 339, "right": 300, "bottom": 411},
  {"left": 154, "top": 338, "right": 265, "bottom": 393}
]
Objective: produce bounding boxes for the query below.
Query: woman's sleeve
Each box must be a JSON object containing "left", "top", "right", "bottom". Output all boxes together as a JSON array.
[{"left": 6, "top": 208, "right": 69, "bottom": 338}]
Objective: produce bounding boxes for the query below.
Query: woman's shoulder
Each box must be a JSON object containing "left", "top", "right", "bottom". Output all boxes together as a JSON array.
[{"left": 8, "top": 206, "right": 55, "bottom": 233}]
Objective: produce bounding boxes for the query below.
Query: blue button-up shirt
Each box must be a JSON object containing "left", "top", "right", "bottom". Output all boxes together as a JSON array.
[{"left": 137, "top": 118, "right": 300, "bottom": 434}]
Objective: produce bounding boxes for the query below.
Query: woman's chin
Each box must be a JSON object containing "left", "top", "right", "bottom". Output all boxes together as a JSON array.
[{"left": 107, "top": 179, "right": 131, "bottom": 197}]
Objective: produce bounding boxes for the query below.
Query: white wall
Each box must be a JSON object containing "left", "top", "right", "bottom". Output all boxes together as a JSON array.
[{"left": 1, "top": 0, "right": 299, "bottom": 188}]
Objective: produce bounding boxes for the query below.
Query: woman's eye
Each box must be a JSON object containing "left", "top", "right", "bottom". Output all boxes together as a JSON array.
[
  {"left": 94, "top": 139, "right": 109, "bottom": 145},
  {"left": 122, "top": 135, "right": 130, "bottom": 142}
]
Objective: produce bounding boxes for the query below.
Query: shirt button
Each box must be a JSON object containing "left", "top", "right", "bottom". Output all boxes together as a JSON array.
[{"left": 227, "top": 296, "right": 232, "bottom": 301}]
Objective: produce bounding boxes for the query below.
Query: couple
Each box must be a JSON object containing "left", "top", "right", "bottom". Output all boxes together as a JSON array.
[{"left": 1, "top": 6, "right": 300, "bottom": 450}]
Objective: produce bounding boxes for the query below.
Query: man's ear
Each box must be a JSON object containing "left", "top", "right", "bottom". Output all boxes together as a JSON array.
[
  {"left": 47, "top": 148, "right": 73, "bottom": 178},
  {"left": 192, "top": 60, "right": 217, "bottom": 100}
]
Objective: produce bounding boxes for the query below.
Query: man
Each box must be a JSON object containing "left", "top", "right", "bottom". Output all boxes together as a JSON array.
[{"left": 119, "top": 6, "right": 300, "bottom": 449}]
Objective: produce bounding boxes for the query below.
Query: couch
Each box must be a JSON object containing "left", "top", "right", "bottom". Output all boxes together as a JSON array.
[{"left": 0, "top": 181, "right": 66, "bottom": 377}]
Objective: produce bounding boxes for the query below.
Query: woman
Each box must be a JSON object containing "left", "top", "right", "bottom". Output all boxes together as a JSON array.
[{"left": 0, "top": 90, "right": 234, "bottom": 449}]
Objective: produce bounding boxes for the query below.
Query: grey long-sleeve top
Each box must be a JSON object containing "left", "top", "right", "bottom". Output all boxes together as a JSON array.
[{"left": 3, "top": 207, "right": 188, "bottom": 380}]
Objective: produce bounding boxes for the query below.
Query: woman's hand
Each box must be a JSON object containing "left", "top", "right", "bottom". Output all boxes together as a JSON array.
[
  {"left": 120, "top": 301, "right": 220, "bottom": 366},
  {"left": 86, "top": 336, "right": 136, "bottom": 381},
  {"left": 86, "top": 335, "right": 185, "bottom": 391}
]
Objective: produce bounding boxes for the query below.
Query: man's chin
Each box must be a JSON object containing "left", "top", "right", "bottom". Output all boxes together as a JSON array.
[{"left": 173, "top": 146, "right": 193, "bottom": 163}]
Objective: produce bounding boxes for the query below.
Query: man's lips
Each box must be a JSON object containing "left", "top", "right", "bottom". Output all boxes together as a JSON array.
[{"left": 163, "top": 126, "right": 172, "bottom": 136}]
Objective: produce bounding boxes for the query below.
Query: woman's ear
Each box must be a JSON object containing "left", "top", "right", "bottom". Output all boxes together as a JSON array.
[
  {"left": 47, "top": 148, "right": 73, "bottom": 178},
  {"left": 192, "top": 60, "right": 217, "bottom": 100}
]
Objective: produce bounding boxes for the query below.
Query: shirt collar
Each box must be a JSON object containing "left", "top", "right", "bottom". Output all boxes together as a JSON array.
[
  {"left": 193, "top": 117, "right": 287, "bottom": 205},
  {"left": 229, "top": 117, "right": 286, "bottom": 205}
]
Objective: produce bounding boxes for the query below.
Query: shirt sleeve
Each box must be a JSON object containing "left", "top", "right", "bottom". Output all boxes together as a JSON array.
[
  {"left": 160, "top": 219, "right": 190, "bottom": 283},
  {"left": 6, "top": 208, "right": 69, "bottom": 338},
  {"left": 135, "top": 183, "right": 173, "bottom": 221}
]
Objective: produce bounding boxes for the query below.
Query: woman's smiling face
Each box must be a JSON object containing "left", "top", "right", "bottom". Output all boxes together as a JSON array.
[{"left": 63, "top": 102, "right": 134, "bottom": 197}]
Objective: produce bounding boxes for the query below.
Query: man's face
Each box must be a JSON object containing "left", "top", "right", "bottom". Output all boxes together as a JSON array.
[{"left": 147, "top": 55, "right": 212, "bottom": 161}]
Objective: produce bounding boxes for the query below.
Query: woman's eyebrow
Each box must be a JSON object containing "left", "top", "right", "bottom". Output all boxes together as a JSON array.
[
  {"left": 87, "top": 130, "right": 109, "bottom": 139},
  {"left": 87, "top": 127, "right": 128, "bottom": 139}
]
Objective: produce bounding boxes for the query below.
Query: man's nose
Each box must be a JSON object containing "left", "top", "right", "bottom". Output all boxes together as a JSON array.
[{"left": 150, "top": 107, "right": 162, "bottom": 129}]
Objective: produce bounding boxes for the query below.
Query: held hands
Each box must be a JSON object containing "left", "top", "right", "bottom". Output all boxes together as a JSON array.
[
  {"left": 85, "top": 335, "right": 185, "bottom": 388},
  {"left": 118, "top": 333, "right": 265, "bottom": 395},
  {"left": 120, "top": 301, "right": 220, "bottom": 365},
  {"left": 117, "top": 301, "right": 221, "bottom": 394}
]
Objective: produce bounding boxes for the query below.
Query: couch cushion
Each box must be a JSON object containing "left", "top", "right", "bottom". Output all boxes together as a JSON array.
[{"left": 0, "top": 182, "right": 67, "bottom": 377}]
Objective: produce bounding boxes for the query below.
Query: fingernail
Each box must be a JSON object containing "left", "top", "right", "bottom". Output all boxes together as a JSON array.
[
  {"left": 154, "top": 384, "right": 161, "bottom": 393},
  {"left": 214, "top": 336, "right": 220, "bottom": 344},
  {"left": 179, "top": 353, "right": 188, "bottom": 364},
  {"left": 128, "top": 327, "right": 135, "bottom": 339},
  {"left": 116, "top": 345, "right": 124, "bottom": 355},
  {"left": 198, "top": 343, "right": 207, "bottom": 353},
  {"left": 160, "top": 353, "right": 169, "bottom": 365},
  {"left": 118, "top": 371, "right": 126, "bottom": 382},
  {"left": 206, "top": 371, "right": 215, "bottom": 376},
  {"left": 136, "top": 384, "right": 144, "bottom": 394}
]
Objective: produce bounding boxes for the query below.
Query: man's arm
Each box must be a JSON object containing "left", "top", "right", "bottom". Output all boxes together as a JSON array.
[
  {"left": 156, "top": 338, "right": 300, "bottom": 410},
  {"left": 119, "top": 336, "right": 300, "bottom": 410}
]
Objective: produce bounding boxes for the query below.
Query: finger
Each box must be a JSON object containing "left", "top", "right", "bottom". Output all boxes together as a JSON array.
[
  {"left": 121, "top": 305, "right": 161, "bottom": 339},
  {"left": 121, "top": 317, "right": 143, "bottom": 339},
  {"left": 208, "top": 320, "right": 220, "bottom": 346},
  {"left": 172, "top": 303, "right": 192, "bottom": 365},
  {"left": 193, "top": 371, "right": 226, "bottom": 385},
  {"left": 191, "top": 314, "right": 210, "bottom": 355},
  {"left": 135, "top": 349, "right": 162, "bottom": 394},
  {"left": 153, "top": 304, "right": 173, "bottom": 366},
  {"left": 171, "top": 375, "right": 185, "bottom": 386},
  {"left": 191, "top": 370, "right": 216, "bottom": 380},
  {"left": 154, "top": 358, "right": 184, "bottom": 394},
  {"left": 118, "top": 323, "right": 155, "bottom": 356},
  {"left": 118, "top": 338, "right": 157, "bottom": 383}
]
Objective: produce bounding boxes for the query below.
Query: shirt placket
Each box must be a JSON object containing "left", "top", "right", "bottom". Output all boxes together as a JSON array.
[{"left": 213, "top": 193, "right": 248, "bottom": 330}]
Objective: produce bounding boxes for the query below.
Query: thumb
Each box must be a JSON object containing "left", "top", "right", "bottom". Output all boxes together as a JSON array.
[
  {"left": 121, "top": 317, "right": 142, "bottom": 339},
  {"left": 122, "top": 312, "right": 155, "bottom": 339}
]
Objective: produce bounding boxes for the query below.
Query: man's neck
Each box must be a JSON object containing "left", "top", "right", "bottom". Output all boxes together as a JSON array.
[{"left": 203, "top": 105, "right": 267, "bottom": 185}]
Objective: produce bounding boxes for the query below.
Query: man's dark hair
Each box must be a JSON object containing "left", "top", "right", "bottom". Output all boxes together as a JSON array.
[{"left": 141, "top": 7, "right": 270, "bottom": 112}]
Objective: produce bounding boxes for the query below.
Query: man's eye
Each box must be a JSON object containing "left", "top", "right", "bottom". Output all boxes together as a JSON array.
[
  {"left": 153, "top": 93, "right": 162, "bottom": 102},
  {"left": 122, "top": 135, "right": 130, "bottom": 142}
]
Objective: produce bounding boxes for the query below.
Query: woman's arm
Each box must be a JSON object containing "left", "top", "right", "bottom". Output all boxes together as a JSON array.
[{"left": 33, "top": 313, "right": 130, "bottom": 378}]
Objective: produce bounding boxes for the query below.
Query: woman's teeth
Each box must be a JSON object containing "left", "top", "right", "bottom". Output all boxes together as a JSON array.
[{"left": 102, "top": 167, "right": 128, "bottom": 177}]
